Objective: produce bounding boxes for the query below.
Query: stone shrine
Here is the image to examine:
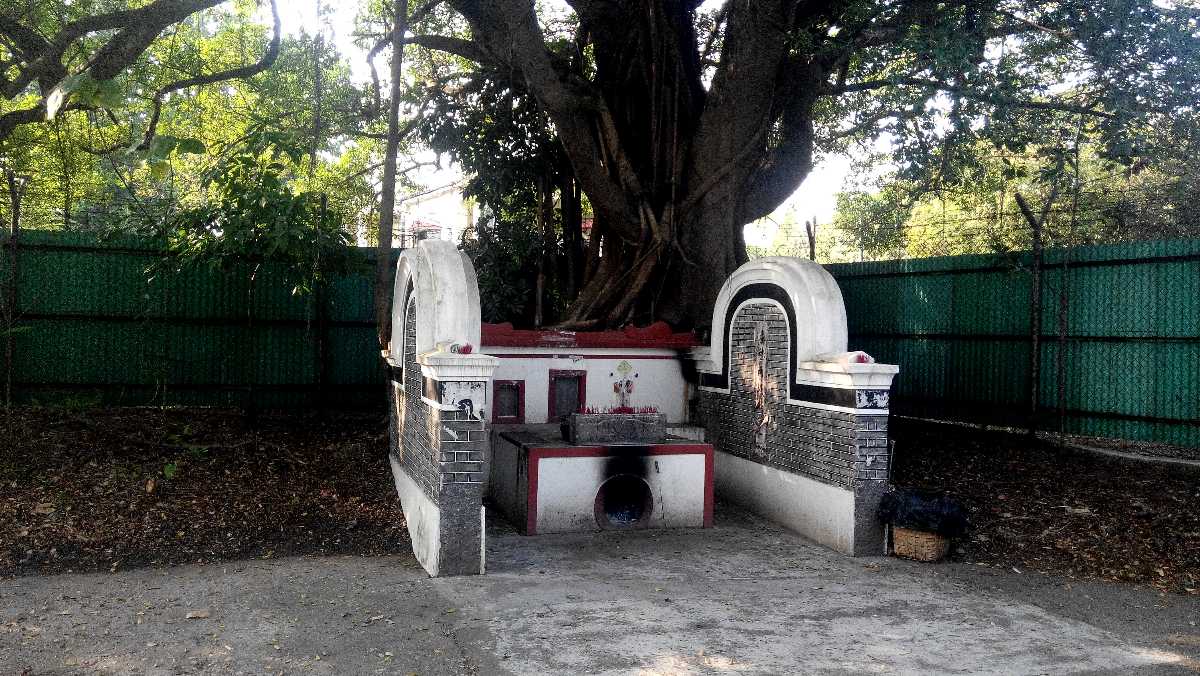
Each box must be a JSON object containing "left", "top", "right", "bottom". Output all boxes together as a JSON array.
[{"left": 383, "top": 240, "right": 898, "bottom": 576}]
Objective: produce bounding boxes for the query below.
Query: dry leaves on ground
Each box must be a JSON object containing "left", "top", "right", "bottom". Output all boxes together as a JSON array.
[
  {"left": 891, "top": 419, "right": 1200, "bottom": 594},
  {"left": 1, "top": 407, "right": 408, "bottom": 577}
]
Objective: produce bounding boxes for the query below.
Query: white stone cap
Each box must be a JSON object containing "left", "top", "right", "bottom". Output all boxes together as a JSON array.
[
  {"left": 688, "top": 346, "right": 718, "bottom": 373},
  {"left": 418, "top": 351, "right": 499, "bottom": 381},
  {"left": 797, "top": 359, "right": 899, "bottom": 389}
]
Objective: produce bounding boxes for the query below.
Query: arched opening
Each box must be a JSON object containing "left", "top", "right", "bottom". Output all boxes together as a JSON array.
[{"left": 594, "top": 474, "right": 654, "bottom": 529}]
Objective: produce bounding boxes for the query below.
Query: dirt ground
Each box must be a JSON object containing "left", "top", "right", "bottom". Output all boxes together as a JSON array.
[
  {"left": 0, "top": 407, "right": 407, "bottom": 578},
  {"left": 890, "top": 417, "right": 1200, "bottom": 594},
  {"left": 2, "top": 406, "right": 1197, "bottom": 596}
]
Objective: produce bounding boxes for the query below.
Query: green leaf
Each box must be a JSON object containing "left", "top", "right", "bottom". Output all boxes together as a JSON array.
[
  {"left": 175, "top": 138, "right": 206, "bottom": 155},
  {"left": 148, "top": 135, "right": 178, "bottom": 160},
  {"left": 92, "top": 79, "right": 127, "bottom": 109},
  {"left": 149, "top": 159, "right": 171, "bottom": 180}
]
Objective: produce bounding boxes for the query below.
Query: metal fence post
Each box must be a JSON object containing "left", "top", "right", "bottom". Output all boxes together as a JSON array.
[{"left": 2, "top": 172, "right": 24, "bottom": 409}]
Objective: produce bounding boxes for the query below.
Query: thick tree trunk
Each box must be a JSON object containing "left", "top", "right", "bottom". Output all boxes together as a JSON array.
[
  {"left": 562, "top": 195, "right": 753, "bottom": 330},
  {"left": 558, "top": 174, "right": 584, "bottom": 298},
  {"left": 534, "top": 175, "right": 554, "bottom": 327},
  {"left": 450, "top": 0, "right": 820, "bottom": 330}
]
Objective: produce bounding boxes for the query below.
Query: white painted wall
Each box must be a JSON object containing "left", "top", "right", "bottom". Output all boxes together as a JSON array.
[
  {"left": 535, "top": 454, "right": 708, "bottom": 533},
  {"left": 387, "top": 240, "right": 482, "bottom": 365},
  {"left": 714, "top": 450, "right": 857, "bottom": 554},
  {"left": 695, "top": 256, "right": 849, "bottom": 379},
  {"left": 486, "top": 347, "right": 690, "bottom": 423},
  {"left": 388, "top": 455, "right": 444, "bottom": 576}
]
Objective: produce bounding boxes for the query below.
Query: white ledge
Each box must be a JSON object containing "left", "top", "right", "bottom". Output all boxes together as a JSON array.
[
  {"left": 797, "top": 360, "right": 899, "bottom": 389},
  {"left": 418, "top": 351, "right": 499, "bottom": 381},
  {"left": 688, "top": 347, "right": 718, "bottom": 374}
]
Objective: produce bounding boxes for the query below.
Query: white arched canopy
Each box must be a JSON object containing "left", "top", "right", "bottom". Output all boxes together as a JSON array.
[
  {"left": 697, "top": 256, "right": 848, "bottom": 380},
  {"left": 387, "top": 240, "right": 483, "bottom": 365}
]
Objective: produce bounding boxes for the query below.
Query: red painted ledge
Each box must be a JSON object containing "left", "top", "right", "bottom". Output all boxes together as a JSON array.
[{"left": 482, "top": 321, "right": 698, "bottom": 349}]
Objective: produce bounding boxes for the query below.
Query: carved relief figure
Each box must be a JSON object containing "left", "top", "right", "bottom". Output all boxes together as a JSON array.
[{"left": 611, "top": 359, "right": 638, "bottom": 409}]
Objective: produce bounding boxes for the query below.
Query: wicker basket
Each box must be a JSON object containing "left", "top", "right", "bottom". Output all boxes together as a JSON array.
[{"left": 892, "top": 526, "right": 950, "bottom": 562}]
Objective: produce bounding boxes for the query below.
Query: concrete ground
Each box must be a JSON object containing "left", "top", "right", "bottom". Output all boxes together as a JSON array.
[{"left": 3, "top": 505, "right": 1199, "bottom": 676}]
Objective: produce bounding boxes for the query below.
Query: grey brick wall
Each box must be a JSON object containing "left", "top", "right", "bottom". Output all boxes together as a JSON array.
[
  {"left": 698, "top": 302, "right": 890, "bottom": 489},
  {"left": 434, "top": 407, "right": 486, "bottom": 485},
  {"left": 388, "top": 295, "right": 487, "bottom": 576},
  {"left": 391, "top": 296, "right": 441, "bottom": 500},
  {"left": 389, "top": 297, "right": 490, "bottom": 497}
]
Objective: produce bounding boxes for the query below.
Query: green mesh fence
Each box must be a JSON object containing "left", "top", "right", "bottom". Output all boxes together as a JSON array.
[
  {"left": 828, "top": 238, "right": 1200, "bottom": 447},
  {"left": 3, "top": 231, "right": 1197, "bottom": 447},
  {"left": 2, "top": 230, "right": 391, "bottom": 409}
]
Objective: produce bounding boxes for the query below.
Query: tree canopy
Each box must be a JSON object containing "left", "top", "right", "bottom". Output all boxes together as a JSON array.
[{"left": 2, "top": 0, "right": 1198, "bottom": 331}]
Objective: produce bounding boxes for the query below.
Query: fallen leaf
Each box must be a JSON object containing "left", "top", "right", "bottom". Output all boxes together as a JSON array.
[
  {"left": 145, "top": 478, "right": 156, "bottom": 494},
  {"left": 1058, "top": 505, "right": 1092, "bottom": 516}
]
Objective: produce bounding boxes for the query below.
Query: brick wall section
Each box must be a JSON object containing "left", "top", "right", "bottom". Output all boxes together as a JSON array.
[
  {"left": 390, "top": 296, "right": 490, "bottom": 496},
  {"left": 388, "top": 295, "right": 487, "bottom": 575},
  {"left": 698, "top": 302, "right": 890, "bottom": 488},
  {"left": 435, "top": 407, "right": 486, "bottom": 484},
  {"left": 391, "top": 297, "right": 440, "bottom": 500}
]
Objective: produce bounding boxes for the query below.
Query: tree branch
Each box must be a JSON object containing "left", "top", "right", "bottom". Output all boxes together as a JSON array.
[
  {"left": 8, "top": 0, "right": 226, "bottom": 93},
  {"left": 691, "top": 1, "right": 791, "bottom": 193},
  {"left": 407, "top": 34, "right": 491, "bottom": 64},
  {"left": 136, "top": 0, "right": 281, "bottom": 150},
  {"left": 832, "top": 77, "right": 1116, "bottom": 118},
  {"left": 735, "top": 61, "right": 824, "bottom": 225},
  {"left": 0, "top": 104, "right": 46, "bottom": 141},
  {"left": 0, "top": 0, "right": 228, "bottom": 140},
  {"left": 445, "top": 0, "right": 642, "bottom": 240}
]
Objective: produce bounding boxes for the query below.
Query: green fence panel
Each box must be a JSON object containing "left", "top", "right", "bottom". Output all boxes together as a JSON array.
[
  {"left": 4, "top": 231, "right": 1196, "bottom": 446},
  {"left": 3, "top": 231, "right": 392, "bottom": 409},
  {"left": 829, "top": 238, "right": 1200, "bottom": 448}
]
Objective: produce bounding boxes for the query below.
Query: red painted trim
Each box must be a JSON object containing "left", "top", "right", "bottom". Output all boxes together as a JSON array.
[
  {"left": 492, "top": 380, "right": 525, "bottom": 424},
  {"left": 526, "top": 448, "right": 540, "bottom": 535},
  {"left": 489, "top": 353, "right": 681, "bottom": 360},
  {"left": 547, "top": 369, "right": 587, "bottom": 421},
  {"left": 523, "top": 443, "right": 715, "bottom": 534},
  {"left": 482, "top": 321, "right": 698, "bottom": 349}
]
